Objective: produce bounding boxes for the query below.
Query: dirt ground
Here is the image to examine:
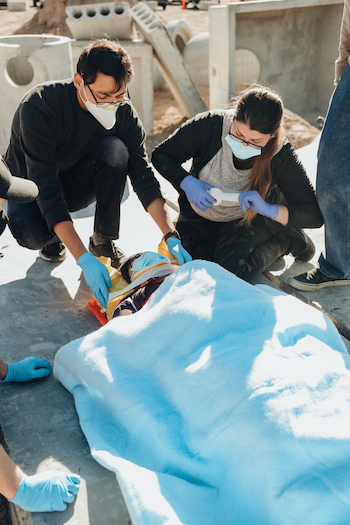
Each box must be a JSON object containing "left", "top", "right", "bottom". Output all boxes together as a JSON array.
[{"left": 0, "top": 2, "right": 319, "bottom": 147}]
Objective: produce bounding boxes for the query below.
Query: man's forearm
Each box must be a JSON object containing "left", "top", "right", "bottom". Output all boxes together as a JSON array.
[
  {"left": 0, "top": 446, "right": 24, "bottom": 500},
  {"left": 146, "top": 198, "right": 176, "bottom": 236},
  {"left": 53, "top": 221, "right": 87, "bottom": 261}
]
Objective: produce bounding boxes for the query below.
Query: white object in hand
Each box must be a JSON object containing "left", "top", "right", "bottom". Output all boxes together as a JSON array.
[{"left": 209, "top": 188, "right": 240, "bottom": 206}]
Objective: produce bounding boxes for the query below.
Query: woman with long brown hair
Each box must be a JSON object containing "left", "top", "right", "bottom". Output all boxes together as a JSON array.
[{"left": 152, "top": 85, "right": 323, "bottom": 282}]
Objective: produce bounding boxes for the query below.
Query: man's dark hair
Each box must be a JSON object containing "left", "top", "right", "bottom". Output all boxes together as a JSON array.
[{"left": 77, "top": 38, "right": 134, "bottom": 87}]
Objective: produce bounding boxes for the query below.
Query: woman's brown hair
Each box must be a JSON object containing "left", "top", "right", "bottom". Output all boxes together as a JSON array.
[{"left": 233, "top": 86, "right": 284, "bottom": 225}]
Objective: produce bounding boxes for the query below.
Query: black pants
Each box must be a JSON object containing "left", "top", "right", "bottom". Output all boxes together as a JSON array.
[
  {"left": 8, "top": 136, "right": 129, "bottom": 250},
  {"left": 176, "top": 195, "right": 291, "bottom": 282}
]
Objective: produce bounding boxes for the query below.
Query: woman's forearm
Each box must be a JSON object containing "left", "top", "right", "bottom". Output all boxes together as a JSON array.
[{"left": 275, "top": 205, "right": 289, "bottom": 226}]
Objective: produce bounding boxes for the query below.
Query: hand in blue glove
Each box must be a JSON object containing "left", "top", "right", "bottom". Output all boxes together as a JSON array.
[
  {"left": 1, "top": 357, "right": 51, "bottom": 383},
  {"left": 180, "top": 175, "right": 215, "bottom": 212},
  {"left": 77, "top": 252, "right": 112, "bottom": 309},
  {"left": 239, "top": 190, "right": 279, "bottom": 220},
  {"left": 166, "top": 237, "right": 192, "bottom": 266},
  {"left": 9, "top": 471, "right": 81, "bottom": 512}
]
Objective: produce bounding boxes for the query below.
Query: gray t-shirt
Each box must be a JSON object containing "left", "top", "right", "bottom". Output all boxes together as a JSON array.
[
  {"left": 192, "top": 110, "right": 284, "bottom": 222},
  {"left": 192, "top": 110, "right": 249, "bottom": 222}
]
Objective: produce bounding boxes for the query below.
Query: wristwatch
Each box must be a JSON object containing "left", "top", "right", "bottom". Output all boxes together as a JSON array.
[{"left": 162, "top": 230, "right": 180, "bottom": 242}]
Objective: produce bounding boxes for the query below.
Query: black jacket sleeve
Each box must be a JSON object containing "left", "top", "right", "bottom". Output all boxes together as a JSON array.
[
  {"left": 152, "top": 111, "right": 225, "bottom": 192},
  {"left": 13, "top": 94, "right": 71, "bottom": 231},
  {"left": 269, "top": 142, "right": 323, "bottom": 229}
]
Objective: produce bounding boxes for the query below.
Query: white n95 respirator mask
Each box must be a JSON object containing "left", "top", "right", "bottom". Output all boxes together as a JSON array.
[{"left": 79, "top": 84, "right": 118, "bottom": 130}]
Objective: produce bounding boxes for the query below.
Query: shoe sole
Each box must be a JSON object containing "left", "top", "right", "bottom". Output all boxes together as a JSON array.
[
  {"left": 288, "top": 276, "right": 350, "bottom": 291},
  {"left": 88, "top": 239, "right": 125, "bottom": 267},
  {"left": 39, "top": 251, "right": 67, "bottom": 263}
]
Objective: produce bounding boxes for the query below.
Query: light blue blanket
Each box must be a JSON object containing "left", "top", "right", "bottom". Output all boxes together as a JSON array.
[{"left": 54, "top": 261, "right": 350, "bottom": 525}]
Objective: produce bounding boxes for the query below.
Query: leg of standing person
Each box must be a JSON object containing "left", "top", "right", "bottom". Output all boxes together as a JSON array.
[
  {"left": 289, "top": 63, "right": 350, "bottom": 290},
  {"left": 8, "top": 136, "right": 128, "bottom": 266},
  {"left": 213, "top": 216, "right": 290, "bottom": 282}
]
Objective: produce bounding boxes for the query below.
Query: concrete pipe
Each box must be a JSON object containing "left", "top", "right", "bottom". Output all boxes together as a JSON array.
[
  {"left": 183, "top": 32, "right": 209, "bottom": 87},
  {"left": 165, "top": 19, "right": 192, "bottom": 53},
  {"left": 153, "top": 19, "right": 192, "bottom": 90},
  {"left": 183, "top": 32, "right": 260, "bottom": 92},
  {"left": 0, "top": 35, "right": 73, "bottom": 150}
]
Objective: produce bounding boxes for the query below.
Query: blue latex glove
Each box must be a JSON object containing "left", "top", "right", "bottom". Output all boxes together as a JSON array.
[
  {"left": 239, "top": 190, "right": 279, "bottom": 220},
  {"left": 9, "top": 471, "right": 81, "bottom": 512},
  {"left": 180, "top": 175, "right": 215, "bottom": 212},
  {"left": 1, "top": 357, "right": 51, "bottom": 383},
  {"left": 77, "top": 252, "right": 112, "bottom": 309},
  {"left": 166, "top": 238, "right": 192, "bottom": 266}
]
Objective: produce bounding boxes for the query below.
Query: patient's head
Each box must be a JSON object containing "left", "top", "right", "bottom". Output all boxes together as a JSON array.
[{"left": 120, "top": 251, "right": 172, "bottom": 283}]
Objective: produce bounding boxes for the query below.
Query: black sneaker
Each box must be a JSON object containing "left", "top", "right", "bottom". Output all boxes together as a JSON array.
[
  {"left": 288, "top": 268, "right": 350, "bottom": 291},
  {"left": 89, "top": 237, "right": 125, "bottom": 269},
  {"left": 39, "top": 241, "right": 66, "bottom": 262}
]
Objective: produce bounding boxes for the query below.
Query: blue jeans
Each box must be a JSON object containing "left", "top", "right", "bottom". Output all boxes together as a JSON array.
[
  {"left": 317, "top": 63, "right": 350, "bottom": 279},
  {"left": 8, "top": 136, "right": 129, "bottom": 250}
]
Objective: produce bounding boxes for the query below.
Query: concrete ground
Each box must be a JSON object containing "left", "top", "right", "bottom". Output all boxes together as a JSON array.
[{"left": 0, "top": 136, "right": 349, "bottom": 525}]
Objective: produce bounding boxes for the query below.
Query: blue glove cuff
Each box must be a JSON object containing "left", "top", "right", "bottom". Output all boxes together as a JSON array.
[
  {"left": 179, "top": 175, "right": 193, "bottom": 192},
  {"left": 269, "top": 204, "right": 279, "bottom": 221},
  {"left": 77, "top": 251, "right": 94, "bottom": 267}
]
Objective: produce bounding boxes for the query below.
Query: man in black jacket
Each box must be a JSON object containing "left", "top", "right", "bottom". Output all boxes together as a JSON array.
[{"left": 4, "top": 39, "right": 190, "bottom": 309}]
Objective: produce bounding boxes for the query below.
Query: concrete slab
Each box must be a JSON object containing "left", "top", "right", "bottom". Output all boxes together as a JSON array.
[
  {"left": 7, "top": 0, "right": 29, "bottom": 11},
  {"left": 208, "top": 0, "right": 343, "bottom": 124},
  {"left": 65, "top": 2, "right": 135, "bottom": 41},
  {"left": 1, "top": 134, "right": 349, "bottom": 524}
]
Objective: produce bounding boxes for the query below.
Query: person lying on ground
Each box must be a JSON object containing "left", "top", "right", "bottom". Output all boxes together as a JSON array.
[
  {"left": 114, "top": 251, "right": 178, "bottom": 317},
  {"left": 0, "top": 356, "right": 80, "bottom": 513},
  {"left": 88, "top": 250, "right": 179, "bottom": 324}
]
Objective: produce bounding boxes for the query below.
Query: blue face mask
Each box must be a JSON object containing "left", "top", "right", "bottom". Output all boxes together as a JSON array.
[{"left": 225, "top": 134, "right": 262, "bottom": 161}]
